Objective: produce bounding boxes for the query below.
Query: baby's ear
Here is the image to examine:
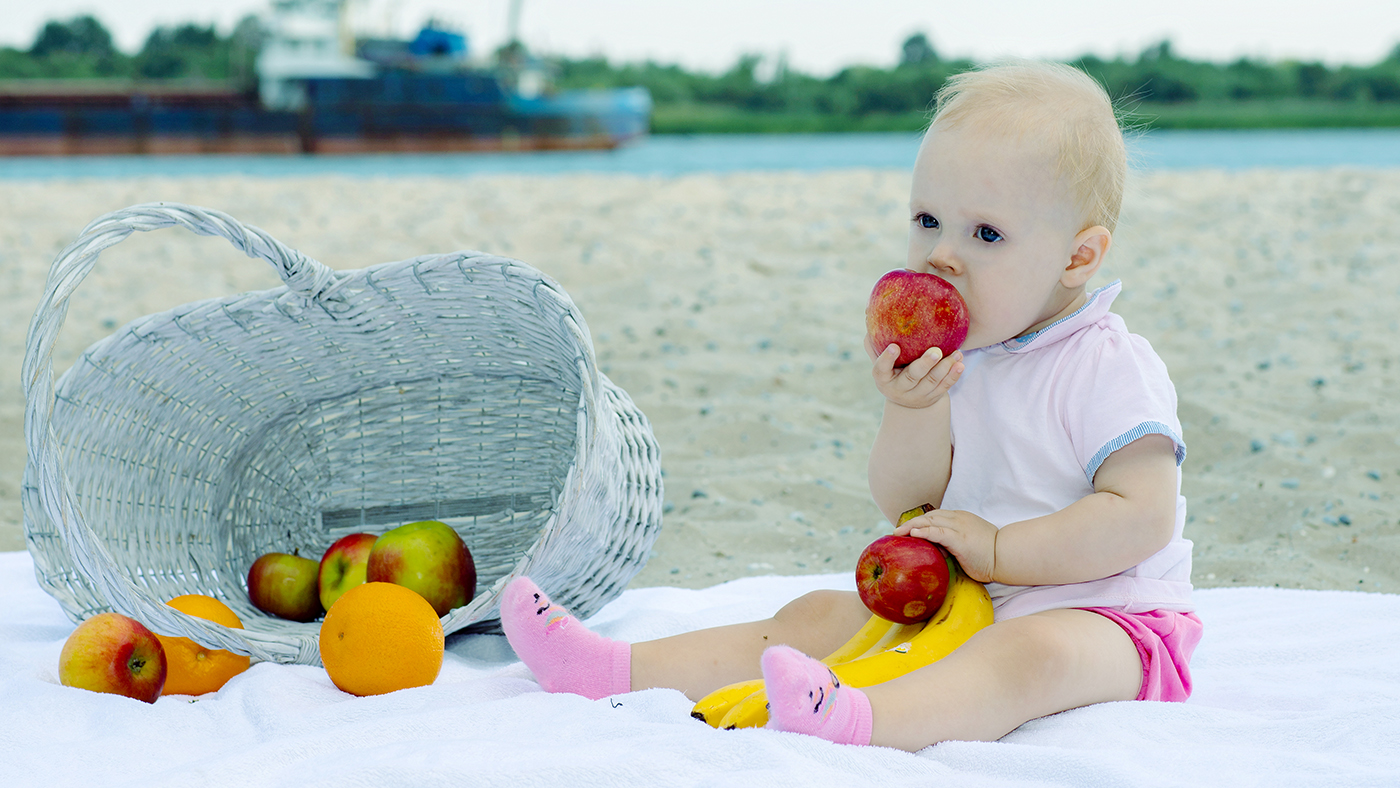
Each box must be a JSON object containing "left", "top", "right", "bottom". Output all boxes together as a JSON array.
[{"left": 1063, "top": 226, "right": 1111, "bottom": 287}]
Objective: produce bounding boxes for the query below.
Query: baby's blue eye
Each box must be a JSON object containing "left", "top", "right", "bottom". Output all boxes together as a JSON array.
[
  {"left": 976, "top": 225, "right": 1003, "bottom": 243},
  {"left": 917, "top": 214, "right": 938, "bottom": 229}
]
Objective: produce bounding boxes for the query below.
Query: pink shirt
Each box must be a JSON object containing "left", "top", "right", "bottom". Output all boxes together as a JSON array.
[{"left": 941, "top": 281, "right": 1194, "bottom": 620}]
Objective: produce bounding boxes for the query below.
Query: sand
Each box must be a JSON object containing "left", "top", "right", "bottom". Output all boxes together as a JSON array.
[{"left": 1, "top": 168, "right": 1396, "bottom": 596}]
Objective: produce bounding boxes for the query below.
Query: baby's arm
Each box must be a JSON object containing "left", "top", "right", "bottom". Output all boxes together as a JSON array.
[
  {"left": 897, "top": 434, "right": 1178, "bottom": 585},
  {"left": 865, "top": 336, "right": 964, "bottom": 524}
]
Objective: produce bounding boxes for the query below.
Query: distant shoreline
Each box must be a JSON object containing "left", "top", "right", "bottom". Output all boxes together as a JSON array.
[
  {"left": 4, "top": 128, "right": 1400, "bottom": 180},
  {"left": 650, "top": 100, "right": 1400, "bottom": 134}
]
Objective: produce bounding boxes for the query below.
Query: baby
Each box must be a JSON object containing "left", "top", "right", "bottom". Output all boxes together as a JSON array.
[{"left": 499, "top": 61, "right": 1202, "bottom": 752}]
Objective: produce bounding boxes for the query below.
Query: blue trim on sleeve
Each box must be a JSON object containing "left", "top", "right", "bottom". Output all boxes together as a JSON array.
[{"left": 1085, "top": 421, "right": 1187, "bottom": 484}]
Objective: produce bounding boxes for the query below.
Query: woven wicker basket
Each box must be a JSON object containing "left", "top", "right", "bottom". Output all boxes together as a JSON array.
[{"left": 23, "top": 202, "right": 663, "bottom": 665}]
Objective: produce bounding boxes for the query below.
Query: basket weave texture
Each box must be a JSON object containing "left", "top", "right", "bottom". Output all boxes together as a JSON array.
[{"left": 23, "top": 203, "right": 663, "bottom": 665}]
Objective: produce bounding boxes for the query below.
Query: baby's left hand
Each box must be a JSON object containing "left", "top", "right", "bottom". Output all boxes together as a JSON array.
[{"left": 893, "top": 509, "right": 998, "bottom": 584}]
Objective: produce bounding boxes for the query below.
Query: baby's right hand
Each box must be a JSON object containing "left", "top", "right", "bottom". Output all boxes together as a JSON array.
[{"left": 865, "top": 334, "right": 964, "bottom": 409}]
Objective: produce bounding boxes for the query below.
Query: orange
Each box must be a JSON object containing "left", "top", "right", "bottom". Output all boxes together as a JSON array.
[
  {"left": 157, "top": 594, "right": 252, "bottom": 695},
  {"left": 319, "top": 581, "right": 444, "bottom": 696}
]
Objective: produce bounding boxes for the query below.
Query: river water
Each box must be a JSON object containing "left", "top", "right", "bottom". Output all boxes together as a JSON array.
[{"left": 0, "top": 128, "right": 1397, "bottom": 179}]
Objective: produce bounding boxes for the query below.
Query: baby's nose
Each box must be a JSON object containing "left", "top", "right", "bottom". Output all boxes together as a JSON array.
[{"left": 926, "top": 246, "right": 960, "bottom": 274}]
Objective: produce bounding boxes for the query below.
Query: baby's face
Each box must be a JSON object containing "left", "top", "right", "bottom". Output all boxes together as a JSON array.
[{"left": 907, "top": 125, "right": 1089, "bottom": 349}]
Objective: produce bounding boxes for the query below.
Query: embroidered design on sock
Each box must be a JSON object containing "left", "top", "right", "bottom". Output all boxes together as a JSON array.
[
  {"left": 813, "top": 668, "right": 840, "bottom": 722},
  {"left": 533, "top": 592, "right": 570, "bottom": 633}
]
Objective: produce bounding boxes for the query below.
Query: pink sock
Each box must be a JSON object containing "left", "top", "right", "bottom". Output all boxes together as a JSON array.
[
  {"left": 499, "top": 576, "right": 631, "bottom": 700},
  {"left": 761, "top": 645, "right": 873, "bottom": 746}
]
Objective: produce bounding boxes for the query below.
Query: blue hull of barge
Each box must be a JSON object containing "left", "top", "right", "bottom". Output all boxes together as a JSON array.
[{"left": 0, "top": 73, "right": 651, "bottom": 155}]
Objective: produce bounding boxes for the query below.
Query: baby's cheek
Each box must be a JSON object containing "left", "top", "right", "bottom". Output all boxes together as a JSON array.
[
  {"left": 960, "top": 313, "right": 994, "bottom": 347},
  {"left": 966, "top": 304, "right": 1020, "bottom": 347}
]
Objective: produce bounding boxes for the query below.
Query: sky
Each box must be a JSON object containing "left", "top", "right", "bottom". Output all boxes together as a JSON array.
[{"left": 3, "top": 0, "right": 1398, "bottom": 74}]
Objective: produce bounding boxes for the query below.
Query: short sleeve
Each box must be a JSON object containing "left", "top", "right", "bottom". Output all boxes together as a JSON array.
[{"left": 1060, "top": 323, "right": 1186, "bottom": 484}]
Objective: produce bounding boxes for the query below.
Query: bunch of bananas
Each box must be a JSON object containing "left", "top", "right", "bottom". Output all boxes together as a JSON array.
[{"left": 691, "top": 508, "right": 994, "bottom": 730}]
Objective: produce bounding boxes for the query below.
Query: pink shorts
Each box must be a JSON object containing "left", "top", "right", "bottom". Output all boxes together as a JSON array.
[{"left": 1081, "top": 608, "right": 1203, "bottom": 702}]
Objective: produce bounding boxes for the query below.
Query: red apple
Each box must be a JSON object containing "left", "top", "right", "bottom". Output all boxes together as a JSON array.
[
  {"left": 855, "top": 535, "right": 952, "bottom": 624},
  {"left": 319, "top": 532, "right": 378, "bottom": 610},
  {"left": 367, "top": 520, "right": 476, "bottom": 617},
  {"left": 247, "top": 552, "right": 323, "bottom": 622},
  {"left": 866, "top": 269, "right": 970, "bottom": 367},
  {"left": 58, "top": 612, "right": 168, "bottom": 703}
]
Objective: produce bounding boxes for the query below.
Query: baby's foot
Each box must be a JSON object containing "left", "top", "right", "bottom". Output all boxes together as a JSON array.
[
  {"left": 499, "top": 576, "right": 631, "bottom": 699},
  {"left": 761, "top": 645, "right": 872, "bottom": 746}
]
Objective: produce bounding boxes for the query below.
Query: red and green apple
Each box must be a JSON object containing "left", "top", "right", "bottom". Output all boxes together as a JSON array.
[
  {"left": 247, "top": 552, "right": 323, "bottom": 622},
  {"left": 366, "top": 520, "right": 476, "bottom": 617},
  {"left": 855, "top": 534, "right": 952, "bottom": 624},
  {"left": 866, "top": 269, "right": 970, "bottom": 367},
  {"left": 58, "top": 612, "right": 168, "bottom": 703},
  {"left": 318, "top": 532, "right": 378, "bottom": 610}
]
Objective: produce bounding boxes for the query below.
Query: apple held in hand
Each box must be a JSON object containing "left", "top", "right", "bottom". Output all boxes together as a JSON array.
[
  {"left": 856, "top": 534, "right": 952, "bottom": 625},
  {"left": 866, "top": 269, "right": 970, "bottom": 367},
  {"left": 367, "top": 520, "right": 476, "bottom": 617},
  {"left": 59, "top": 612, "right": 168, "bottom": 703},
  {"left": 248, "top": 552, "right": 323, "bottom": 622},
  {"left": 319, "top": 532, "right": 378, "bottom": 610}
]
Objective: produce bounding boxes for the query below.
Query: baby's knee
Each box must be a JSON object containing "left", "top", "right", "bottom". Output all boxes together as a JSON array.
[{"left": 773, "top": 590, "right": 865, "bottom": 630}]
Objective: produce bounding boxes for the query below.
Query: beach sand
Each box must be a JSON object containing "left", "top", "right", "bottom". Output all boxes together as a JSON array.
[{"left": 2, "top": 168, "right": 1396, "bottom": 597}]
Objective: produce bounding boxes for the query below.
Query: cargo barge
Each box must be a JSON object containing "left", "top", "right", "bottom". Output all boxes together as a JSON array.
[{"left": 0, "top": 0, "right": 651, "bottom": 156}]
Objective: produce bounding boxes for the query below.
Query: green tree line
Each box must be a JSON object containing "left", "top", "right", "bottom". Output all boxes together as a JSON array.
[
  {"left": 4, "top": 17, "right": 1399, "bottom": 129},
  {"left": 553, "top": 34, "right": 1400, "bottom": 130},
  {"left": 0, "top": 14, "right": 262, "bottom": 83}
]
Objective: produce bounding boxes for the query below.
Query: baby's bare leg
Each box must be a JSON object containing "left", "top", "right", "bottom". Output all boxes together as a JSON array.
[
  {"left": 863, "top": 608, "right": 1141, "bottom": 751},
  {"left": 630, "top": 590, "right": 871, "bottom": 701}
]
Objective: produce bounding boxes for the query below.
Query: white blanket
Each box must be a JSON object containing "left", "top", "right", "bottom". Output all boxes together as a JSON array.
[{"left": 2, "top": 550, "right": 1397, "bottom": 787}]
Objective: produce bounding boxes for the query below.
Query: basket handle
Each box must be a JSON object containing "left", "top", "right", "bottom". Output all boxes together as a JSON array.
[
  {"left": 21, "top": 202, "right": 341, "bottom": 663},
  {"left": 25, "top": 201, "right": 343, "bottom": 422}
]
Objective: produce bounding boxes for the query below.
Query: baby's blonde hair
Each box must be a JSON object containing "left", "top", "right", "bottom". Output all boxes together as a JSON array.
[{"left": 929, "top": 61, "right": 1126, "bottom": 232}]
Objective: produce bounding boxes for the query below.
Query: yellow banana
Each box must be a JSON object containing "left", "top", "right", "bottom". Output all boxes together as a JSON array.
[
  {"left": 700, "top": 557, "right": 993, "bottom": 729},
  {"left": 827, "top": 561, "right": 991, "bottom": 689},
  {"left": 715, "top": 686, "right": 770, "bottom": 729},
  {"left": 698, "top": 617, "right": 928, "bottom": 729},
  {"left": 817, "top": 611, "right": 900, "bottom": 665},
  {"left": 692, "top": 602, "right": 906, "bottom": 727},
  {"left": 852, "top": 617, "right": 928, "bottom": 660},
  {"left": 690, "top": 677, "right": 765, "bottom": 725},
  {"left": 693, "top": 504, "right": 981, "bottom": 728},
  {"left": 898, "top": 503, "right": 935, "bottom": 524},
  {"left": 691, "top": 617, "right": 900, "bottom": 727}
]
